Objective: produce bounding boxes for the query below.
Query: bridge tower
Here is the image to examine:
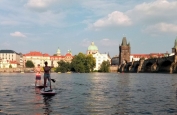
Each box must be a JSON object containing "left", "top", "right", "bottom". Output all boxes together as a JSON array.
[
  {"left": 119, "top": 37, "right": 131, "bottom": 64},
  {"left": 172, "top": 37, "right": 177, "bottom": 63},
  {"left": 172, "top": 37, "right": 177, "bottom": 54}
]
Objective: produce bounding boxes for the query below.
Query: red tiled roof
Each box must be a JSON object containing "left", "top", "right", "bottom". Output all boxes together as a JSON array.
[
  {"left": 43, "top": 53, "right": 50, "bottom": 57},
  {"left": 24, "top": 51, "right": 50, "bottom": 57},
  {"left": 65, "top": 53, "right": 72, "bottom": 56}
]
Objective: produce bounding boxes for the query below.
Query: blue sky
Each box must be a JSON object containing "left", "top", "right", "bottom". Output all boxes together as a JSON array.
[{"left": 0, "top": 0, "right": 177, "bottom": 57}]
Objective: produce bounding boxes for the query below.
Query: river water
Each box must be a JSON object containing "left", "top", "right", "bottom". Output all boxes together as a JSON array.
[{"left": 0, "top": 73, "right": 177, "bottom": 115}]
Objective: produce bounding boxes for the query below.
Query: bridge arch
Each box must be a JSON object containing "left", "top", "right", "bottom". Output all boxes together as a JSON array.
[
  {"left": 159, "top": 60, "right": 172, "bottom": 72},
  {"left": 144, "top": 62, "right": 153, "bottom": 72},
  {"left": 134, "top": 63, "right": 139, "bottom": 72}
]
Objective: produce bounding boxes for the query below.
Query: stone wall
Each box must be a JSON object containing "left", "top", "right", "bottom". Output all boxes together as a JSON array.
[
  {"left": 0, "top": 68, "right": 34, "bottom": 73},
  {"left": 110, "top": 66, "right": 118, "bottom": 72}
]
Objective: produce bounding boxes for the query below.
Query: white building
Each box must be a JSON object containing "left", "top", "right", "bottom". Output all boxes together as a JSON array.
[
  {"left": 0, "top": 50, "right": 21, "bottom": 68},
  {"left": 23, "top": 51, "right": 51, "bottom": 67},
  {"left": 23, "top": 49, "right": 74, "bottom": 68},
  {"left": 87, "top": 42, "right": 111, "bottom": 70},
  {"left": 92, "top": 52, "right": 111, "bottom": 70}
]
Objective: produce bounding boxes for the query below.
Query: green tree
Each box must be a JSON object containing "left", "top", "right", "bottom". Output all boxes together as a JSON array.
[
  {"left": 25, "top": 60, "right": 34, "bottom": 68},
  {"left": 99, "top": 60, "right": 110, "bottom": 72},
  {"left": 55, "top": 60, "right": 71, "bottom": 73},
  {"left": 71, "top": 53, "right": 96, "bottom": 73},
  {"left": 71, "top": 53, "right": 86, "bottom": 73},
  {"left": 9, "top": 64, "right": 12, "bottom": 68},
  {"left": 84, "top": 54, "right": 96, "bottom": 72}
]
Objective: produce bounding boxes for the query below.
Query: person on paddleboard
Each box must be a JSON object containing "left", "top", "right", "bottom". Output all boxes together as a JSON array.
[
  {"left": 43, "top": 61, "right": 53, "bottom": 91},
  {"left": 34, "top": 64, "right": 42, "bottom": 86}
]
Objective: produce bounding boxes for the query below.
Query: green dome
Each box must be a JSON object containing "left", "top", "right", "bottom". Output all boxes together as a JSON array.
[{"left": 88, "top": 42, "right": 98, "bottom": 51}]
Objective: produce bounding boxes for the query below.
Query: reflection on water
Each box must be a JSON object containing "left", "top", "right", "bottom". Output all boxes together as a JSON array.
[{"left": 0, "top": 73, "right": 177, "bottom": 114}]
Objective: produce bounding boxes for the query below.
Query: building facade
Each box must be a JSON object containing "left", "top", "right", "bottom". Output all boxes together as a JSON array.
[
  {"left": 0, "top": 50, "right": 21, "bottom": 68},
  {"left": 50, "top": 49, "right": 73, "bottom": 67},
  {"left": 23, "top": 51, "right": 51, "bottom": 67},
  {"left": 111, "top": 56, "right": 119, "bottom": 65},
  {"left": 23, "top": 49, "right": 74, "bottom": 68},
  {"left": 87, "top": 42, "right": 111, "bottom": 70}
]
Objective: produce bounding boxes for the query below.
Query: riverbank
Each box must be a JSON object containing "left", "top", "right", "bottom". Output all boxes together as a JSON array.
[{"left": 0, "top": 68, "right": 34, "bottom": 73}]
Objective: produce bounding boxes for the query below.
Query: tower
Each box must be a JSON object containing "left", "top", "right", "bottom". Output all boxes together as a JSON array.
[
  {"left": 119, "top": 37, "right": 131, "bottom": 64},
  {"left": 57, "top": 47, "right": 61, "bottom": 56},
  {"left": 172, "top": 37, "right": 177, "bottom": 54}
]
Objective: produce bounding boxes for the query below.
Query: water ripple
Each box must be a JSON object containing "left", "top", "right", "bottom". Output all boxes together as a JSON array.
[{"left": 0, "top": 73, "right": 177, "bottom": 114}]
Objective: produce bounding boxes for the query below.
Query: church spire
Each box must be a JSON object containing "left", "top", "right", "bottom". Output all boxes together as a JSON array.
[
  {"left": 121, "top": 37, "right": 127, "bottom": 46},
  {"left": 174, "top": 37, "right": 177, "bottom": 48}
]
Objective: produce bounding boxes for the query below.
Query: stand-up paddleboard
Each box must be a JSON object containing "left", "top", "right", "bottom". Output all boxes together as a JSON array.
[
  {"left": 31, "top": 84, "right": 45, "bottom": 88},
  {"left": 40, "top": 78, "right": 56, "bottom": 95},
  {"left": 40, "top": 88, "right": 56, "bottom": 95}
]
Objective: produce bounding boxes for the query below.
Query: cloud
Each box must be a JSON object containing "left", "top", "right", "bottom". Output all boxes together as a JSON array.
[
  {"left": 99, "top": 38, "right": 118, "bottom": 46},
  {"left": 126, "top": 0, "right": 177, "bottom": 23},
  {"left": 25, "top": 0, "right": 58, "bottom": 12},
  {"left": 10, "top": 31, "right": 26, "bottom": 38},
  {"left": 81, "top": 0, "right": 121, "bottom": 16},
  {"left": 143, "top": 23, "right": 177, "bottom": 35},
  {"left": 90, "top": 11, "right": 131, "bottom": 30}
]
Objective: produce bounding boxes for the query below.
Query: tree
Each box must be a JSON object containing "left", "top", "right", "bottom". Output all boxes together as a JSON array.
[
  {"left": 71, "top": 53, "right": 96, "bottom": 73},
  {"left": 55, "top": 60, "right": 71, "bottom": 73},
  {"left": 9, "top": 64, "right": 12, "bottom": 68},
  {"left": 71, "top": 53, "right": 86, "bottom": 73},
  {"left": 99, "top": 60, "right": 110, "bottom": 72},
  {"left": 84, "top": 54, "right": 96, "bottom": 72},
  {"left": 25, "top": 60, "right": 35, "bottom": 68}
]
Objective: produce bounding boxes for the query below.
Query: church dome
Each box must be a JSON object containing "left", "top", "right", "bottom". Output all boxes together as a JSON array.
[{"left": 88, "top": 42, "right": 98, "bottom": 51}]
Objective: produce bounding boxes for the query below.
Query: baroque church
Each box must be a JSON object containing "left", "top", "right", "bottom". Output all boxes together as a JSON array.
[{"left": 87, "top": 42, "right": 111, "bottom": 70}]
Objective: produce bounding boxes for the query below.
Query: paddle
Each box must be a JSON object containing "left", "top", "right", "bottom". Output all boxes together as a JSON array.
[{"left": 51, "top": 79, "right": 56, "bottom": 83}]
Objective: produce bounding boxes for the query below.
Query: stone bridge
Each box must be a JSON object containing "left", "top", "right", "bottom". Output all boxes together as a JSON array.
[{"left": 118, "top": 55, "right": 177, "bottom": 73}]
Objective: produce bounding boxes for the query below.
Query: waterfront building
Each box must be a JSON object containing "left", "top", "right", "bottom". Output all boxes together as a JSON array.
[
  {"left": 0, "top": 50, "right": 21, "bottom": 68},
  {"left": 119, "top": 37, "right": 131, "bottom": 64},
  {"left": 24, "top": 48, "right": 74, "bottom": 68},
  {"left": 87, "top": 42, "right": 111, "bottom": 70},
  {"left": 50, "top": 49, "right": 74, "bottom": 67},
  {"left": 23, "top": 51, "right": 51, "bottom": 67},
  {"left": 111, "top": 56, "right": 119, "bottom": 65}
]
